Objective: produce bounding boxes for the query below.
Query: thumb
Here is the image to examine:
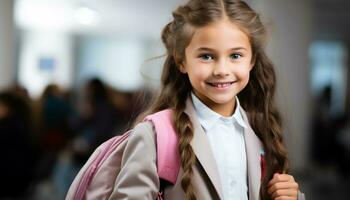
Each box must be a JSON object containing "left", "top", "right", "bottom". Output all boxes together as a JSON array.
[{"left": 273, "top": 173, "right": 280, "bottom": 178}]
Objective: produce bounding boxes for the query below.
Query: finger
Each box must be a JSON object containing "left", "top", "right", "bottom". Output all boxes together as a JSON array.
[
  {"left": 268, "top": 173, "right": 295, "bottom": 186},
  {"left": 271, "top": 189, "right": 298, "bottom": 199},
  {"left": 268, "top": 182, "right": 299, "bottom": 195}
]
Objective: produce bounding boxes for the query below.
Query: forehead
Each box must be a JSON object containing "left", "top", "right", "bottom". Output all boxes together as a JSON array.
[{"left": 187, "top": 19, "right": 251, "bottom": 51}]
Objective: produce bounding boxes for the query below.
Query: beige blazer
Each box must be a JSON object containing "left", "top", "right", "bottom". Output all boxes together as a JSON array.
[{"left": 109, "top": 99, "right": 305, "bottom": 200}]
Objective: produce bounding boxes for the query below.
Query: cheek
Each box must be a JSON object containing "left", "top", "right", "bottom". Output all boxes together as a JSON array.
[
  {"left": 236, "top": 67, "right": 251, "bottom": 80},
  {"left": 188, "top": 70, "right": 207, "bottom": 84},
  {"left": 187, "top": 63, "right": 211, "bottom": 80}
]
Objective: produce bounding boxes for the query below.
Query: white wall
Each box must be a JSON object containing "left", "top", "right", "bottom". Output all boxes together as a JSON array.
[
  {"left": 76, "top": 36, "right": 159, "bottom": 91},
  {"left": 0, "top": 0, "right": 15, "bottom": 91},
  {"left": 18, "top": 31, "right": 74, "bottom": 98}
]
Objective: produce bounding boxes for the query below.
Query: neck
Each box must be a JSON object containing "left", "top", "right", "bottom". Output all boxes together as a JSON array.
[{"left": 207, "top": 99, "right": 236, "bottom": 117}]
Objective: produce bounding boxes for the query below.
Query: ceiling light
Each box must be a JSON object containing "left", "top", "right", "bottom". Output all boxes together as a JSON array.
[{"left": 75, "top": 6, "right": 100, "bottom": 26}]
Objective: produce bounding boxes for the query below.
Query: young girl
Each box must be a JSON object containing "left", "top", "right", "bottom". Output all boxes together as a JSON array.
[{"left": 111, "top": 0, "right": 305, "bottom": 199}]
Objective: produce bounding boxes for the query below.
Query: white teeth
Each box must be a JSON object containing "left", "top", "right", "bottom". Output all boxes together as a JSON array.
[{"left": 211, "top": 82, "right": 232, "bottom": 88}]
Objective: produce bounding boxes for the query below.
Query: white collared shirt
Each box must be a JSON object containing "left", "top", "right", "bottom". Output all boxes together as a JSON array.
[{"left": 191, "top": 93, "right": 248, "bottom": 200}]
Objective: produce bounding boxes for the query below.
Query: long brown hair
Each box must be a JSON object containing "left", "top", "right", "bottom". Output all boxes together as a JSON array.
[{"left": 136, "top": 0, "right": 288, "bottom": 199}]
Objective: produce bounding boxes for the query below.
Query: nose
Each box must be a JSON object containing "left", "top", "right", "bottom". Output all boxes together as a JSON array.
[{"left": 212, "top": 58, "right": 230, "bottom": 77}]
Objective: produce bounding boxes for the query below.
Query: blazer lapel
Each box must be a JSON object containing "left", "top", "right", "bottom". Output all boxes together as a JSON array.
[
  {"left": 185, "top": 99, "right": 224, "bottom": 199},
  {"left": 240, "top": 107, "right": 262, "bottom": 200}
]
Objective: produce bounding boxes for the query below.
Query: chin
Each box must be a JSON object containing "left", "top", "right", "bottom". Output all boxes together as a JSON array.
[{"left": 210, "top": 96, "right": 236, "bottom": 105}]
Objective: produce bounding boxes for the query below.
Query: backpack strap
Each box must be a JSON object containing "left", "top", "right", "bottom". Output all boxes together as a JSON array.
[{"left": 144, "top": 109, "right": 180, "bottom": 185}]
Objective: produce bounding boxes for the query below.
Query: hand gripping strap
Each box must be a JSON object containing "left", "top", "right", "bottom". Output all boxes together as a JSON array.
[{"left": 144, "top": 109, "right": 180, "bottom": 184}]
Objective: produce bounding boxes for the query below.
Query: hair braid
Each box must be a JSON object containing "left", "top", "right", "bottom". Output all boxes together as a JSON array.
[
  {"left": 169, "top": 56, "right": 197, "bottom": 200},
  {"left": 174, "top": 97, "right": 197, "bottom": 200}
]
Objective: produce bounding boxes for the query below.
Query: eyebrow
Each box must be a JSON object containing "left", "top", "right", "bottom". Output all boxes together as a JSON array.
[{"left": 196, "top": 47, "right": 247, "bottom": 52}]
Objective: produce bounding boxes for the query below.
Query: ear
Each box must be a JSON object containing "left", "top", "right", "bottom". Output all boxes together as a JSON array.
[
  {"left": 173, "top": 51, "right": 187, "bottom": 73},
  {"left": 178, "top": 61, "right": 187, "bottom": 74}
]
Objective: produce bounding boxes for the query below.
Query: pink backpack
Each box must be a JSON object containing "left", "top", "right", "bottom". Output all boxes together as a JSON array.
[{"left": 66, "top": 109, "right": 180, "bottom": 200}]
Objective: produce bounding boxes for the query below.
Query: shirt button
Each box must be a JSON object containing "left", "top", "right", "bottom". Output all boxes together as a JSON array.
[{"left": 230, "top": 180, "right": 236, "bottom": 186}]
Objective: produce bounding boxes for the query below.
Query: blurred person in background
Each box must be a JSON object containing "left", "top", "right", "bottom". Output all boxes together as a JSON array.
[
  {"left": 311, "top": 86, "right": 336, "bottom": 166},
  {"left": 40, "top": 84, "right": 73, "bottom": 153},
  {"left": 311, "top": 85, "right": 350, "bottom": 198},
  {"left": 0, "top": 91, "right": 36, "bottom": 199},
  {"left": 311, "top": 86, "right": 350, "bottom": 172},
  {"left": 49, "top": 78, "right": 138, "bottom": 199},
  {"left": 72, "top": 78, "right": 121, "bottom": 164},
  {"left": 28, "top": 83, "right": 75, "bottom": 199}
]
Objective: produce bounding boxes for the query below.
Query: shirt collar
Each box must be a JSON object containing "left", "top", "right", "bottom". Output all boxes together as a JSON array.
[{"left": 191, "top": 93, "right": 247, "bottom": 131}]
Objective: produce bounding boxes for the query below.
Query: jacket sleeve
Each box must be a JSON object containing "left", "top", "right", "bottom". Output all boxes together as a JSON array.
[{"left": 109, "top": 122, "right": 160, "bottom": 200}]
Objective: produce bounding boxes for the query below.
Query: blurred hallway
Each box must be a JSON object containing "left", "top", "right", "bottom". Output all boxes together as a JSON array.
[{"left": 0, "top": 0, "right": 350, "bottom": 199}]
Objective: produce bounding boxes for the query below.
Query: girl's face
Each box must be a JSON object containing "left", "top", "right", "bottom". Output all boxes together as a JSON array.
[{"left": 181, "top": 19, "right": 254, "bottom": 116}]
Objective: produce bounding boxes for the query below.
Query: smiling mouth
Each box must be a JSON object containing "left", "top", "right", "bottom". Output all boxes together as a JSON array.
[{"left": 207, "top": 81, "right": 235, "bottom": 88}]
